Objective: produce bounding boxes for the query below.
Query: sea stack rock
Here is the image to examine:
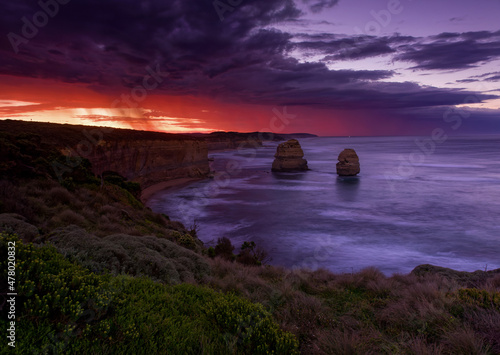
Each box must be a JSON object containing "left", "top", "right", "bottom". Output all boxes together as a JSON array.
[
  {"left": 272, "top": 139, "right": 308, "bottom": 172},
  {"left": 336, "top": 149, "right": 360, "bottom": 176}
]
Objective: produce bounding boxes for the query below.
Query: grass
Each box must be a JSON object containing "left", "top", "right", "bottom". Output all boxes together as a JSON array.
[
  {"left": 0, "top": 178, "right": 190, "bottom": 242},
  {"left": 205, "top": 259, "right": 500, "bottom": 354}
]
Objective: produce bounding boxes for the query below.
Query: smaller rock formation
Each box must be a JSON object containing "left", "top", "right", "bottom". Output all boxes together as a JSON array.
[
  {"left": 272, "top": 139, "right": 308, "bottom": 172},
  {"left": 336, "top": 149, "right": 360, "bottom": 176}
]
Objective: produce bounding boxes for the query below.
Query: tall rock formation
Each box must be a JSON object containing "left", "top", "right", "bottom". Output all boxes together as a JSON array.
[
  {"left": 272, "top": 139, "right": 308, "bottom": 172},
  {"left": 336, "top": 149, "right": 360, "bottom": 176}
]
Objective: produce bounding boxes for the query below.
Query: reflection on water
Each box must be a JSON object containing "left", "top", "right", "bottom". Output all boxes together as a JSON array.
[
  {"left": 148, "top": 136, "right": 500, "bottom": 275},
  {"left": 336, "top": 177, "right": 360, "bottom": 202}
]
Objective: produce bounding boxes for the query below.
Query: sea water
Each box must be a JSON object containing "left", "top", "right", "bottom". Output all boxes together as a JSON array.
[{"left": 147, "top": 136, "right": 500, "bottom": 275}]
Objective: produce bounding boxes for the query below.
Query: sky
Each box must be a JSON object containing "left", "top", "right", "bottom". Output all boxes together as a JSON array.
[{"left": 0, "top": 0, "right": 499, "bottom": 136}]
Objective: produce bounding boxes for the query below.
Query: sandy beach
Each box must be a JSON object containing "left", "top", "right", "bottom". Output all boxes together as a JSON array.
[{"left": 141, "top": 177, "right": 205, "bottom": 203}]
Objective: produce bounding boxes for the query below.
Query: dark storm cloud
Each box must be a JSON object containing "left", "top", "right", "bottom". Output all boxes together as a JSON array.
[
  {"left": 301, "top": 0, "right": 339, "bottom": 13},
  {"left": 0, "top": 0, "right": 497, "bottom": 111},
  {"left": 485, "top": 75, "right": 500, "bottom": 82},
  {"left": 294, "top": 33, "right": 414, "bottom": 61},
  {"left": 475, "top": 72, "right": 500, "bottom": 82},
  {"left": 395, "top": 30, "right": 500, "bottom": 70},
  {"left": 296, "top": 34, "right": 395, "bottom": 60},
  {"left": 294, "top": 30, "right": 500, "bottom": 69},
  {"left": 0, "top": 0, "right": 302, "bottom": 85},
  {"left": 456, "top": 71, "right": 500, "bottom": 83},
  {"left": 296, "top": 29, "right": 500, "bottom": 72},
  {"left": 456, "top": 79, "right": 478, "bottom": 83}
]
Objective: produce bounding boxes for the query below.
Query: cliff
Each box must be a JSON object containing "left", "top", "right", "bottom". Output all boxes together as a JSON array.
[
  {"left": 190, "top": 131, "right": 265, "bottom": 151},
  {"left": 278, "top": 133, "right": 318, "bottom": 139},
  {"left": 0, "top": 120, "right": 210, "bottom": 189},
  {"left": 88, "top": 139, "right": 209, "bottom": 188},
  {"left": 188, "top": 132, "right": 318, "bottom": 151}
]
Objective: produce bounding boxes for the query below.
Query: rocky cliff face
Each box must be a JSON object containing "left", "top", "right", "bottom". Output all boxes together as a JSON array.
[
  {"left": 205, "top": 138, "right": 261, "bottom": 151},
  {"left": 203, "top": 132, "right": 263, "bottom": 151},
  {"left": 272, "top": 139, "right": 308, "bottom": 172},
  {"left": 189, "top": 132, "right": 318, "bottom": 151},
  {"left": 0, "top": 120, "right": 210, "bottom": 189},
  {"left": 87, "top": 139, "right": 209, "bottom": 188},
  {"left": 336, "top": 149, "right": 360, "bottom": 176}
]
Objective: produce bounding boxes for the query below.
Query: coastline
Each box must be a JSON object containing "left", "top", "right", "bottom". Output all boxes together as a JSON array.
[{"left": 141, "top": 177, "right": 206, "bottom": 203}]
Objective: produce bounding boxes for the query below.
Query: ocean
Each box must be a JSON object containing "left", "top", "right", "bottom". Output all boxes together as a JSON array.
[{"left": 147, "top": 135, "right": 500, "bottom": 275}]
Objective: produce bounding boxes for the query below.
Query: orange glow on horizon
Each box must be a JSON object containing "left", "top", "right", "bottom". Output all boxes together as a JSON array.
[{"left": 0, "top": 74, "right": 421, "bottom": 136}]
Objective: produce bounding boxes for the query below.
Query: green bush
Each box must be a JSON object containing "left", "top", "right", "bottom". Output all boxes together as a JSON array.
[
  {"left": 171, "top": 231, "right": 197, "bottom": 250},
  {"left": 48, "top": 226, "right": 210, "bottom": 284},
  {"left": 102, "top": 171, "right": 141, "bottom": 200},
  {"left": 0, "top": 213, "right": 40, "bottom": 242},
  {"left": 214, "top": 237, "right": 235, "bottom": 261},
  {"left": 237, "top": 241, "right": 267, "bottom": 266},
  {"left": 456, "top": 288, "right": 500, "bottom": 310},
  {"left": 0, "top": 233, "right": 298, "bottom": 354}
]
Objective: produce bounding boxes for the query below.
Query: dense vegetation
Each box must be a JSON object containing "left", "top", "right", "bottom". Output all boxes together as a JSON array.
[
  {"left": 1, "top": 124, "right": 500, "bottom": 354},
  {"left": 0, "top": 233, "right": 298, "bottom": 354}
]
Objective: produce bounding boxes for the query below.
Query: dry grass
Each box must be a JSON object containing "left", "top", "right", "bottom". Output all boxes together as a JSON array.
[
  {"left": 47, "top": 186, "right": 73, "bottom": 206},
  {"left": 443, "top": 327, "right": 490, "bottom": 354},
  {"left": 203, "top": 256, "right": 500, "bottom": 354},
  {"left": 0, "top": 178, "right": 192, "bottom": 242},
  {"left": 49, "top": 208, "right": 87, "bottom": 227},
  {"left": 403, "top": 336, "right": 445, "bottom": 355}
]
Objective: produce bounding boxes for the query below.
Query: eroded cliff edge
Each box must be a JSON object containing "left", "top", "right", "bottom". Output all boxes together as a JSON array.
[
  {"left": 0, "top": 120, "right": 210, "bottom": 190},
  {"left": 88, "top": 138, "right": 209, "bottom": 189}
]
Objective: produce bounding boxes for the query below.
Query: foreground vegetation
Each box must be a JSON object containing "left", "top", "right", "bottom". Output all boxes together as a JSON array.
[
  {"left": 0, "top": 233, "right": 298, "bottom": 354},
  {"left": 1, "top": 127, "right": 500, "bottom": 354}
]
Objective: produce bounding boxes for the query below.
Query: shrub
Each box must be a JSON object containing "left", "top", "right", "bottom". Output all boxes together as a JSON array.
[
  {"left": 237, "top": 241, "right": 270, "bottom": 266},
  {"left": 0, "top": 213, "right": 39, "bottom": 242},
  {"left": 0, "top": 233, "right": 299, "bottom": 354},
  {"left": 177, "top": 233, "right": 197, "bottom": 250},
  {"left": 48, "top": 226, "right": 210, "bottom": 284},
  {"left": 457, "top": 288, "right": 500, "bottom": 310},
  {"left": 0, "top": 180, "right": 37, "bottom": 222},
  {"left": 102, "top": 183, "right": 143, "bottom": 210},
  {"left": 205, "top": 291, "right": 299, "bottom": 354},
  {"left": 214, "top": 237, "right": 235, "bottom": 261},
  {"left": 47, "top": 186, "right": 73, "bottom": 206},
  {"left": 102, "top": 171, "right": 142, "bottom": 199},
  {"left": 50, "top": 209, "right": 87, "bottom": 228}
]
